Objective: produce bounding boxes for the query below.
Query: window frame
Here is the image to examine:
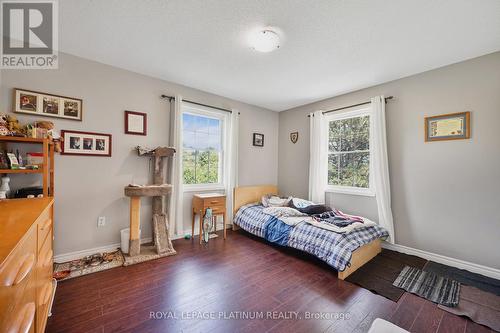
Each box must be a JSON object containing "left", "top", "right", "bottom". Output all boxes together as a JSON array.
[
  {"left": 325, "top": 105, "right": 375, "bottom": 197},
  {"left": 181, "top": 102, "right": 229, "bottom": 192}
]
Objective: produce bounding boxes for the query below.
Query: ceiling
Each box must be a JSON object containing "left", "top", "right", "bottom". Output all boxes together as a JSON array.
[{"left": 59, "top": 0, "right": 500, "bottom": 111}]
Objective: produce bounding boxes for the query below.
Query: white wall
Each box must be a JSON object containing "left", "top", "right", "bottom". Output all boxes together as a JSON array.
[
  {"left": 1, "top": 53, "right": 279, "bottom": 256},
  {"left": 278, "top": 52, "right": 500, "bottom": 269}
]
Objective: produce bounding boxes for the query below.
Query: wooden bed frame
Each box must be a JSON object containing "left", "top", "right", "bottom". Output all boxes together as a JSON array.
[{"left": 232, "top": 185, "right": 381, "bottom": 280}]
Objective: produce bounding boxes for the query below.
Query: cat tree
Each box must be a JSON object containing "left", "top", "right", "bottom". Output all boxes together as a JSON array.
[{"left": 123, "top": 146, "right": 176, "bottom": 265}]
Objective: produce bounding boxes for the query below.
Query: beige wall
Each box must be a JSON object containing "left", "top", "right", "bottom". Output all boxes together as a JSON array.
[
  {"left": 278, "top": 52, "right": 500, "bottom": 269},
  {"left": 1, "top": 53, "right": 279, "bottom": 256}
]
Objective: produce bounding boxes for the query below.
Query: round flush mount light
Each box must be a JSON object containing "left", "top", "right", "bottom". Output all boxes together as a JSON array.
[{"left": 250, "top": 29, "right": 280, "bottom": 52}]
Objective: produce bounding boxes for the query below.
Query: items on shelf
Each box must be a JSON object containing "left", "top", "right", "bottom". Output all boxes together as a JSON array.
[
  {"left": 0, "top": 176, "right": 10, "bottom": 199},
  {"left": 0, "top": 113, "right": 63, "bottom": 152},
  {"left": 14, "top": 186, "right": 43, "bottom": 199}
]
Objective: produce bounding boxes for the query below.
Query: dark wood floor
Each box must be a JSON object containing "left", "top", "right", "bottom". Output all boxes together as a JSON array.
[{"left": 46, "top": 230, "right": 494, "bottom": 333}]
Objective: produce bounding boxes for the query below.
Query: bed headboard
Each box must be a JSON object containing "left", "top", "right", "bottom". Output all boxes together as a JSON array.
[{"left": 233, "top": 185, "right": 278, "bottom": 216}]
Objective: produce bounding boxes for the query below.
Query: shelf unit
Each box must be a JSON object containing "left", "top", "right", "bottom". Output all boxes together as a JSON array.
[{"left": 0, "top": 136, "right": 54, "bottom": 197}]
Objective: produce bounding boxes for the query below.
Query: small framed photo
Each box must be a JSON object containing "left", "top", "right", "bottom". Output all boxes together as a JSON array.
[
  {"left": 14, "top": 88, "right": 83, "bottom": 121},
  {"left": 61, "top": 130, "right": 112, "bottom": 157},
  {"left": 253, "top": 133, "right": 264, "bottom": 147},
  {"left": 425, "top": 112, "right": 470, "bottom": 142},
  {"left": 124, "top": 111, "right": 147, "bottom": 135}
]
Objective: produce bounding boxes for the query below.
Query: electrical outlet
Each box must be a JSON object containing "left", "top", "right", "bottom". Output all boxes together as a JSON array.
[{"left": 97, "top": 216, "right": 106, "bottom": 227}]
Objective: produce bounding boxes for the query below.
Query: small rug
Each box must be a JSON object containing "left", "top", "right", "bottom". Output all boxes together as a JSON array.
[
  {"left": 438, "top": 285, "right": 500, "bottom": 332},
  {"left": 424, "top": 261, "right": 500, "bottom": 296},
  {"left": 393, "top": 266, "right": 460, "bottom": 307},
  {"left": 346, "top": 249, "right": 428, "bottom": 302},
  {"left": 53, "top": 249, "right": 124, "bottom": 281}
]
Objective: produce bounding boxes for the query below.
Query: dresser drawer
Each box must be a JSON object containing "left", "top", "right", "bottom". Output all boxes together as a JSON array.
[
  {"left": 37, "top": 210, "right": 52, "bottom": 251},
  {"left": 38, "top": 235, "right": 53, "bottom": 282},
  {"left": 203, "top": 196, "right": 225, "bottom": 207},
  {"left": 1, "top": 276, "right": 36, "bottom": 333},
  {"left": 0, "top": 226, "right": 37, "bottom": 320},
  {"left": 36, "top": 280, "right": 53, "bottom": 333},
  {"left": 209, "top": 205, "right": 226, "bottom": 214}
]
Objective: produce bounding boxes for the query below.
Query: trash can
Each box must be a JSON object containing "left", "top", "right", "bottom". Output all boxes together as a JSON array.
[{"left": 120, "top": 228, "right": 141, "bottom": 254}]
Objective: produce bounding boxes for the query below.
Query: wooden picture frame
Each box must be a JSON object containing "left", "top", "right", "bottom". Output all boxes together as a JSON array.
[
  {"left": 124, "top": 111, "right": 147, "bottom": 136},
  {"left": 425, "top": 112, "right": 470, "bottom": 142},
  {"left": 253, "top": 133, "right": 264, "bottom": 147},
  {"left": 61, "top": 130, "right": 112, "bottom": 157},
  {"left": 13, "top": 88, "right": 83, "bottom": 121}
]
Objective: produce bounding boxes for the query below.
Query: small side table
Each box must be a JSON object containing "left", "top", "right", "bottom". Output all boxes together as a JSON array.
[{"left": 192, "top": 193, "right": 227, "bottom": 244}]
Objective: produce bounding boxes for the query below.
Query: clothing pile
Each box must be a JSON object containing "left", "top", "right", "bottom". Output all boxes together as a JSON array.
[{"left": 261, "top": 195, "right": 376, "bottom": 234}]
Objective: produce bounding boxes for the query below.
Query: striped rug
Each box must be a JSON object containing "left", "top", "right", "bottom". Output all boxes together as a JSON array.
[{"left": 393, "top": 266, "right": 460, "bottom": 307}]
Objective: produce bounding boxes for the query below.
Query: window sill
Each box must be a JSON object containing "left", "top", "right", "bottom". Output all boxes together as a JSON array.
[
  {"left": 183, "top": 184, "right": 226, "bottom": 193},
  {"left": 325, "top": 186, "right": 375, "bottom": 197}
]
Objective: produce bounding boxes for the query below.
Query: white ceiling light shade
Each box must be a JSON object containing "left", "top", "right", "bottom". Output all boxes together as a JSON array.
[{"left": 249, "top": 29, "right": 280, "bottom": 52}]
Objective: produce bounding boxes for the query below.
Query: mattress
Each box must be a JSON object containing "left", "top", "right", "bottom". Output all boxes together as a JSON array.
[{"left": 234, "top": 203, "right": 389, "bottom": 272}]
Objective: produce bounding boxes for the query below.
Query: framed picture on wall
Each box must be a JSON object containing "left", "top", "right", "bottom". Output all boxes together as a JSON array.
[
  {"left": 425, "top": 112, "right": 470, "bottom": 142},
  {"left": 61, "top": 130, "right": 112, "bottom": 156},
  {"left": 14, "top": 88, "right": 83, "bottom": 121},
  {"left": 124, "top": 111, "right": 147, "bottom": 135},
  {"left": 253, "top": 133, "right": 264, "bottom": 147}
]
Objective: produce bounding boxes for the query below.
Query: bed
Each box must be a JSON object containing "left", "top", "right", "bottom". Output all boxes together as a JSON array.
[{"left": 232, "top": 185, "right": 389, "bottom": 280}]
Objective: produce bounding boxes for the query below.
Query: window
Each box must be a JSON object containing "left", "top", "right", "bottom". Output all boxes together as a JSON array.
[
  {"left": 326, "top": 107, "right": 373, "bottom": 196},
  {"left": 182, "top": 104, "right": 227, "bottom": 188}
]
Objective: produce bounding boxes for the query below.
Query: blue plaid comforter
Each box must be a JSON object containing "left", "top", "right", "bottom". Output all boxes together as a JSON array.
[{"left": 234, "top": 204, "right": 389, "bottom": 272}]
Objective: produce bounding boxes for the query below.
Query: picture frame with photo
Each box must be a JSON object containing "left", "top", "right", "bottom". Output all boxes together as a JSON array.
[
  {"left": 253, "top": 133, "right": 264, "bottom": 147},
  {"left": 61, "top": 130, "right": 112, "bottom": 157},
  {"left": 124, "top": 110, "right": 147, "bottom": 135},
  {"left": 14, "top": 88, "right": 83, "bottom": 121}
]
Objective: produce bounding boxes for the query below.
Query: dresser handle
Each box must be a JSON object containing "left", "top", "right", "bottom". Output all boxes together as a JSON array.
[
  {"left": 7, "top": 302, "right": 35, "bottom": 333},
  {"left": 210, "top": 200, "right": 220, "bottom": 204},
  {"left": 12, "top": 253, "right": 35, "bottom": 286},
  {"left": 40, "top": 218, "right": 51, "bottom": 231}
]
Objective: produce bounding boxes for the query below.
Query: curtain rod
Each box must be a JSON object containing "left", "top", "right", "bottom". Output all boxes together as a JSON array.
[
  {"left": 160, "top": 94, "right": 233, "bottom": 114},
  {"left": 307, "top": 96, "right": 394, "bottom": 117}
]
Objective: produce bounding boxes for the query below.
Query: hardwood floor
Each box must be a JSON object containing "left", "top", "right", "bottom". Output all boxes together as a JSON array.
[{"left": 46, "top": 230, "right": 495, "bottom": 333}]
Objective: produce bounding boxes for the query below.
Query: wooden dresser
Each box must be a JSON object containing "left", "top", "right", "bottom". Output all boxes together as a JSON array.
[{"left": 0, "top": 198, "right": 54, "bottom": 333}]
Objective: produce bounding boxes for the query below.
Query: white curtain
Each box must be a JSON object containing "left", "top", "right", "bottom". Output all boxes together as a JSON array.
[
  {"left": 308, "top": 110, "right": 328, "bottom": 204},
  {"left": 168, "top": 95, "right": 185, "bottom": 237},
  {"left": 225, "top": 110, "right": 239, "bottom": 225},
  {"left": 371, "top": 96, "right": 395, "bottom": 243}
]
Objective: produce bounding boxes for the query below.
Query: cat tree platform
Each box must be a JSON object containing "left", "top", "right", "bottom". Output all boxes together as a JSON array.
[{"left": 123, "top": 185, "right": 176, "bottom": 266}]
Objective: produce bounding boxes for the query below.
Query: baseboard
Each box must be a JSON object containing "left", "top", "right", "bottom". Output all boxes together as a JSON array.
[
  {"left": 382, "top": 242, "right": 500, "bottom": 280},
  {"left": 54, "top": 223, "right": 232, "bottom": 262},
  {"left": 173, "top": 222, "right": 230, "bottom": 240},
  {"left": 54, "top": 237, "right": 152, "bottom": 263}
]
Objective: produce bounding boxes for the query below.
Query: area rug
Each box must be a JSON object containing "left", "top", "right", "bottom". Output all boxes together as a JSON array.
[
  {"left": 424, "top": 261, "right": 500, "bottom": 296},
  {"left": 345, "top": 249, "right": 427, "bottom": 302},
  {"left": 438, "top": 285, "right": 500, "bottom": 332},
  {"left": 53, "top": 249, "right": 124, "bottom": 281},
  {"left": 393, "top": 266, "right": 460, "bottom": 307}
]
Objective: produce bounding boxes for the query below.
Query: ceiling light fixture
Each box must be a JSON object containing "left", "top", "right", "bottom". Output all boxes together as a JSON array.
[{"left": 250, "top": 29, "right": 280, "bottom": 53}]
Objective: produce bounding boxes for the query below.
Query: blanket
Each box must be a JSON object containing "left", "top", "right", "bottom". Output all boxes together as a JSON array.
[{"left": 262, "top": 206, "right": 314, "bottom": 226}]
